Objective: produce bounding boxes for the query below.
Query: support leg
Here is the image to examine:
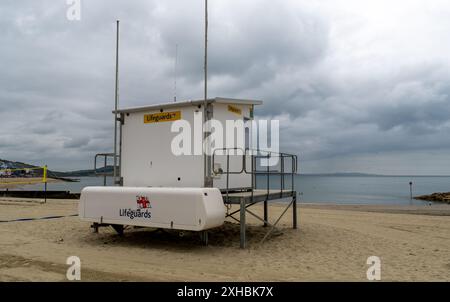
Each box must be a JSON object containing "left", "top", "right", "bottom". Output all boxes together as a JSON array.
[
  {"left": 293, "top": 193, "right": 297, "bottom": 230},
  {"left": 92, "top": 223, "right": 99, "bottom": 233},
  {"left": 240, "top": 199, "right": 246, "bottom": 249},
  {"left": 200, "top": 231, "right": 209, "bottom": 246},
  {"left": 263, "top": 199, "right": 268, "bottom": 227},
  {"left": 111, "top": 224, "right": 124, "bottom": 236}
]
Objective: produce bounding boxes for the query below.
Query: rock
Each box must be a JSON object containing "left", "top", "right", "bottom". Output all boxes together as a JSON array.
[{"left": 414, "top": 192, "right": 450, "bottom": 204}]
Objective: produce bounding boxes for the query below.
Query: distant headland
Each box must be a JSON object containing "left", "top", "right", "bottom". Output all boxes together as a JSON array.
[{"left": 0, "top": 159, "right": 111, "bottom": 178}]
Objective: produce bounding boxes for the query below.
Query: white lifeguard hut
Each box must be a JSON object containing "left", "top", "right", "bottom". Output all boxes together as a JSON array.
[
  {"left": 118, "top": 97, "right": 261, "bottom": 189},
  {"left": 80, "top": 97, "right": 298, "bottom": 248}
]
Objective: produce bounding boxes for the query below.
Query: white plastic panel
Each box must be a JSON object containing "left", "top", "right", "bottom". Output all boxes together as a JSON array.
[
  {"left": 212, "top": 103, "right": 253, "bottom": 189},
  {"left": 79, "top": 187, "right": 225, "bottom": 231},
  {"left": 121, "top": 106, "right": 204, "bottom": 188}
]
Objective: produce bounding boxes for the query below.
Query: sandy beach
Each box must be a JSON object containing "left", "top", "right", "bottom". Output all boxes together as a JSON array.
[{"left": 0, "top": 198, "right": 449, "bottom": 281}]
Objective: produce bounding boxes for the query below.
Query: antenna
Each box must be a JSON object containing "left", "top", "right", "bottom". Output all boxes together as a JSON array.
[
  {"left": 204, "top": 0, "right": 208, "bottom": 107},
  {"left": 174, "top": 44, "right": 178, "bottom": 102}
]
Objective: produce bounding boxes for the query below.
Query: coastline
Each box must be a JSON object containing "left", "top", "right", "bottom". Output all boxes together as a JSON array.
[
  {"left": 1, "top": 198, "right": 449, "bottom": 281},
  {"left": 299, "top": 203, "right": 450, "bottom": 216}
]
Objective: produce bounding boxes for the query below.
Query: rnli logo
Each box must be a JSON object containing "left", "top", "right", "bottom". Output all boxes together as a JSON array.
[
  {"left": 136, "top": 195, "right": 151, "bottom": 209},
  {"left": 119, "top": 195, "right": 152, "bottom": 220}
]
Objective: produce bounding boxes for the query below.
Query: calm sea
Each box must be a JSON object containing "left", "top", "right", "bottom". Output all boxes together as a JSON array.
[{"left": 14, "top": 175, "right": 450, "bottom": 206}]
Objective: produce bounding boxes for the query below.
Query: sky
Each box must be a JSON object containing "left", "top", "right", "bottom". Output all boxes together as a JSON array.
[{"left": 1, "top": 0, "right": 450, "bottom": 175}]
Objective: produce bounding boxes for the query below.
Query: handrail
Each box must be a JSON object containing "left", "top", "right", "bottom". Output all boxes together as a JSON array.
[
  {"left": 212, "top": 148, "right": 246, "bottom": 175},
  {"left": 94, "top": 153, "right": 118, "bottom": 186},
  {"left": 244, "top": 150, "right": 298, "bottom": 175},
  {"left": 212, "top": 148, "right": 299, "bottom": 203},
  {"left": 212, "top": 147, "right": 246, "bottom": 204},
  {"left": 211, "top": 148, "right": 298, "bottom": 176},
  {"left": 94, "top": 153, "right": 116, "bottom": 176}
]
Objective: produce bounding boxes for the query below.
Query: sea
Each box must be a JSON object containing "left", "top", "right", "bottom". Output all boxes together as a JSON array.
[{"left": 12, "top": 175, "right": 450, "bottom": 206}]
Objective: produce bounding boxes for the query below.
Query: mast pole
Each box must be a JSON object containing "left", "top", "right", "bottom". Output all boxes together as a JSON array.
[
  {"left": 113, "top": 20, "right": 120, "bottom": 185},
  {"left": 203, "top": 0, "right": 212, "bottom": 187}
]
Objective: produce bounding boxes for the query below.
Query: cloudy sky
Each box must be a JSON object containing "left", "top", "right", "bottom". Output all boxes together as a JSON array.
[{"left": 1, "top": 0, "right": 450, "bottom": 175}]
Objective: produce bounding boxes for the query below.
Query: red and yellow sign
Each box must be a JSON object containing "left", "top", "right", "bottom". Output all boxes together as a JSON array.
[{"left": 144, "top": 111, "right": 181, "bottom": 124}]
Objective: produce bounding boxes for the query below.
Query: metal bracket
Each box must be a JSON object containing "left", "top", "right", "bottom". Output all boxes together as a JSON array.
[
  {"left": 115, "top": 177, "right": 123, "bottom": 186},
  {"left": 116, "top": 115, "right": 124, "bottom": 125}
]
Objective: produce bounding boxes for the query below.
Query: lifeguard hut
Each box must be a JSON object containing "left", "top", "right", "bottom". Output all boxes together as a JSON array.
[{"left": 80, "top": 97, "right": 298, "bottom": 248}]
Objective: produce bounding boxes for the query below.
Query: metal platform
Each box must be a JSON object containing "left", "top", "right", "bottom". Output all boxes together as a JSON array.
[
  {"left": 222, "top": 189, "right": 298, "bottom": 249},
  {"left": 212, "top": 149, "right": 299, "bottom": 249},
  {"left": 223, "top": 189, "right": 296, "bottom": 204}
]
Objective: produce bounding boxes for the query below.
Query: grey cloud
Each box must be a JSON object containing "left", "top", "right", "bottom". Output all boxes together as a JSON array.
[
  {"left": 154, "top": 0, "right": 329, "bottom": 90},
  {"left": 63, "top": 137, "right": 91, "bottom": 149},
  {"left": 31, "top": 125, "right": 56, "bottom": 135}
]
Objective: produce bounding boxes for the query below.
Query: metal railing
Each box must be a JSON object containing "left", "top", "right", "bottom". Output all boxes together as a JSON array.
[
  {"left": 250, "top": 151, "right": 298, "bottom": 198},
  {"left": 94, "top": 153, "right": 118, "bottom": 186},
  {"left": 212, "top": 148, "right": 298, "bottom": 203}
]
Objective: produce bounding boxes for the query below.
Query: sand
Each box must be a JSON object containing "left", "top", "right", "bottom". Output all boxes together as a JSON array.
[{"left": 0, "top": 197, "right": 449, "bottom": 281}]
